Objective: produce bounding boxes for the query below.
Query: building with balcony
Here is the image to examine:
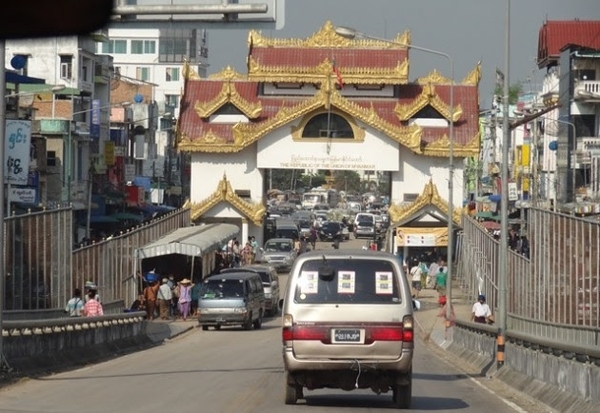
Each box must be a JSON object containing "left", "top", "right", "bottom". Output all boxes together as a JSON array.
[
  {"left": 95, "top": 28, "right": 210, "bottom": 119},
  {"left": 537, "top": 20, "right": 600, "bottom": 208},
  {"left": 5, "top": 32, "right": 114, "bottom": 210}
]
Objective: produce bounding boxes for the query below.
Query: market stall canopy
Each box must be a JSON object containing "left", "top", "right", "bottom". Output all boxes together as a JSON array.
[
  {"left": 135, "top": 223, "right": 240, "bottom": 259},
  {"left": 474, "top": 211, "right": 501, "bottom": 221}
]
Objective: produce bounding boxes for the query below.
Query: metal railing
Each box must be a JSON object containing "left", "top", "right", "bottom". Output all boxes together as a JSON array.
[
  {"left": 456, "top": 208, "right": 600, "bottom": 349},
  {"left": 72, "top": 208, "right": 190, "bottom": 306},
  {"left": 2, "top": 206, "right": 190, "bottom": 312}
]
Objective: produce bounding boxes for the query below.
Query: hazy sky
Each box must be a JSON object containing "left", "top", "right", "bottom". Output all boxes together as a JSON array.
[{"left": 203, "top": 0, "right": 600, "bottom": 107}]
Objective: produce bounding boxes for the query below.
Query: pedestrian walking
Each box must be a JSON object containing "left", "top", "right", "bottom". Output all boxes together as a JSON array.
[
  {"left": 82, "top": 290, "right": 103, "bottom": 317},
  {"left": 409, "top": 260, "right": 422, "bottom": 298},
  {"left": 65, "top": 288, "right": 84, "bottom": 317},
  {"left": 143, "top": 279, "right": 160, "bottom": 320},
  {"left": 471, "top": 294, "right": 493, "bottom": 324},
  {"left": 157, "top": 278, "right": 173, "bottom": 319},
  {"left": 177, "top": 278, "right": 194, "bottom": 321}
]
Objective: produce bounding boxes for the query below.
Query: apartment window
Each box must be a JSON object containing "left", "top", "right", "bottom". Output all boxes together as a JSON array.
[
  {"left": 101, "top": 40, "right": 127, "bottom": 54},
  {"left": 47, "top": 151, "right": 57, "bottom": 167},
  {"left": 60, "top": 55, "right": 73, "bottom": 80},
  {"left": 165, "top": 67, "right": 180, "bottom": 82},
  {"left": 159, "top": 29, "right": 191, "bottom": 63},
  {"left": 136, "top": 67, "right": 150, "bottom": 82},
  {"left": 165, "top": 94, "right": 180, "bottom": 108},
  {"left": 131, "top": 40, "right": 156, "bottom": 54}
]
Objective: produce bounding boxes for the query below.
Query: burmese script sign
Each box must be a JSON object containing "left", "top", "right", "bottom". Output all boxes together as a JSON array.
[
  {"left": 4, "top": 120, "right": 31, "bottom": 185},
  {"left": 279, "top": 154, "right": 377, "bottom": 170},
  {"left": 257, "top": 132, "right": 400, "bottom": 171}
]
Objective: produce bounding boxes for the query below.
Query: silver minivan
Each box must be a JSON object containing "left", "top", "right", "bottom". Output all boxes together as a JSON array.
[
  {"left": 197, "top": 272, "right": 265, "bottom": 331},
  {"left": 281, "top": 249, "right": 414, "bottom": 408}
]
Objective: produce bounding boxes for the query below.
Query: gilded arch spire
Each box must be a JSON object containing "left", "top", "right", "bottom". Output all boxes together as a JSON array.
[
  {"left": 394, "top": 83, "right": 462, "bottom": 122},
  {"left": 461, "top": 62, "right": 482, "bottom": 85},
  {"left": 248, "top": 20, "right": 410, "bottom": 49},
  {"left": 194, "top": 66, "right": 262, "bottom": 119},
  {"left": 387, "top": 179, "right": 461, "bottom": 225},
  {"left": 189, "top": 175, "right": 266, "bottom": 225}
]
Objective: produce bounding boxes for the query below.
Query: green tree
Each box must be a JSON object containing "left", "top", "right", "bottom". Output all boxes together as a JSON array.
[
  {"left": 332, "top": 170, "right": 361, "bottom": 193},
  {"left": 298, "top": 172, "right": 326, "bottom": 189},
  {"left": 493, "top": 82, "right": 523, "bottom": 105}
]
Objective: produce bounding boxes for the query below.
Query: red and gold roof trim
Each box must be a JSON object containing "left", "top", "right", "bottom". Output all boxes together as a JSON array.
[
  {"left": 189, "top": 175, "right": 266, "bottom": 226},
  {"left": 387, "top": 179, "right": 461, "bottom": 225}
]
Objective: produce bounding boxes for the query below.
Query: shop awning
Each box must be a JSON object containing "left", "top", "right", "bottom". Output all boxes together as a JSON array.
[{"left": 135, "top": 223, "right": 240, "bottom": 259}]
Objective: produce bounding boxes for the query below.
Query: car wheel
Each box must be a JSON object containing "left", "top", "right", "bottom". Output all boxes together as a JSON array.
[
  {"left": 284, "top": 375, "right": 303, "bottom": 405},
  {"left": 201, "top": 325, "right": 208, "bottom": 331},
  {"left": 243, "top": 315, "right": 253, "bottom": 330},
  {"left": 214, "top": 324, "right": 221, "bottom": 330},
  {"left": 253, "top": 311, "right": 263, "bottom": 329},
  {"left": 271, "top": 301, "right": 279, "bottom": 316},
  {"left": 392, "top": 380, "right": 412, "bottom": 409}
]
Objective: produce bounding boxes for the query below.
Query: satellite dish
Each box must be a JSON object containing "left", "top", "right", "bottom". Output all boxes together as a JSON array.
[{"left": 10, "top": 55, "right": 26, "bottom": 70}]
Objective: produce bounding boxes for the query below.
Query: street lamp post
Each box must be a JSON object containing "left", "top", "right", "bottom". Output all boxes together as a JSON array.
[
  {"left": 334, "top": 26, "right": 455, "bottom": 324},
  {"left": 498, "top": 0, "right": 511, "bottom": 368}
]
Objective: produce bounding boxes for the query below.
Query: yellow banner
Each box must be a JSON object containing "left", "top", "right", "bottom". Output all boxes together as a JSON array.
[
  {"left": 104, "top": 141, "right": 115, "bottom": 166},
  {"left": 395, "top": 226, "right": 448, "bottom": 247}
]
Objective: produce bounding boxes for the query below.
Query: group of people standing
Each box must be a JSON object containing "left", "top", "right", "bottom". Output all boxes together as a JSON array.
[
  {"left": 220, "top": 236, "right": 259, "bottom": 268},
  {"left": 65, "top": 281, "right": 103, "bottom": 317},
  {"left": 140, "top": 275, "right": 200, "bottom": 321},
  {"left": 407, "top": 254, "right": 448, "bottom": 304}
]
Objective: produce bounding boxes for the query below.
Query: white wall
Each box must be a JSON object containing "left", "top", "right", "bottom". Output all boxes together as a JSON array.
[
  {"left": 390, "top": 150, "right": 464, "bottom": 208},
  {"left": 190, "top": 144, "right": 264, "bottom": 211}
]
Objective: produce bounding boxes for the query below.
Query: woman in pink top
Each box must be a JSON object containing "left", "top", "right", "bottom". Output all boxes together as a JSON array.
[{"left": 83, "top": 292, "right": 104, "bottom": 317}]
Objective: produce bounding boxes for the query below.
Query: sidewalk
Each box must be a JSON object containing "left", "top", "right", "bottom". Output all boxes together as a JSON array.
[
  {"left": 413, "top": 281, "right": 473, "bottom": 348},
  {"left": 145, "top": 318, "right": 197, "bottom": 343}
]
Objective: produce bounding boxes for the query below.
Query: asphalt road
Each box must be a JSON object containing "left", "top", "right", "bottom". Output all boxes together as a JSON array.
[{"left": 0, "top": 235, "right": 545, "bottom": 413}]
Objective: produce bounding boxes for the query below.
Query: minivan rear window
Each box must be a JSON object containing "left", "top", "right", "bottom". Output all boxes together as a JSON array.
[
  {"left": 200, "top": 279, "right": 245, "bottom": 298},
  {"left": 294, "top": 259, "right": 402, "bottom": 304}
]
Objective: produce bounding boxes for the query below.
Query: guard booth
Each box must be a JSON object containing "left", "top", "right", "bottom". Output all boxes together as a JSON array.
[{"left": 134, "top": 223, "right": 240, "bottom": 284}]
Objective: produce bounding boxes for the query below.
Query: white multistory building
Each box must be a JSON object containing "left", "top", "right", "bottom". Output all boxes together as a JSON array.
[{"left": 95, "top": 28, "right": 209, "bottom": 119}]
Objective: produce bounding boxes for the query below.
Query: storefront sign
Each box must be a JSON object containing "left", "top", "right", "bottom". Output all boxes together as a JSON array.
[
  {"left": 8, "top": 187, "right": 36, "bottom": 204},
  {"left": 395, "top": 227, "right": 448, "bottom": 247},
  {"left": 4, "top": 119, "right": 31, "bottom": 184}
]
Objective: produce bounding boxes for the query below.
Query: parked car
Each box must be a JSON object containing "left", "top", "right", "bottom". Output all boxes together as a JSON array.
[
  {"left": 258, "top": 238, "right": 297, "bottom": 272},
  {"left": 318, "top": 221, "right": 343, "bottom": 241},
  {"left": 197, "top": 271, "right": 266, "bottom": 331},
  {"left": 221, "top": 264, "right": 280, "bottom": 316},
  {"left": 281, "top": 249, "right": 415, "bottom": 407}
]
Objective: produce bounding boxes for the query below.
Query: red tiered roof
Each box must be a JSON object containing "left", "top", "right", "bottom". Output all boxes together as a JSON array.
[
  {"left": 537, "top": 20, "right": 600, "bottom": 68},
  {"left": 249, "top": 47, "right": 407, "bottom": 70}
]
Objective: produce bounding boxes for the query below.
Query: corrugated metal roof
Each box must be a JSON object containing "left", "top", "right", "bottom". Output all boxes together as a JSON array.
[
  {"left": 136, "top": 223, "right": 240, "bottom": 259},
  {"left": 537, "top": 20, "right": 600, "bottom": 68}
]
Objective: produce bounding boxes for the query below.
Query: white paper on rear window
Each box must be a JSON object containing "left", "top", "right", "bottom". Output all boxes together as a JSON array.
[
  {"left": 338, "top": 271, "right": 355, "bottom": 294},
  {"left": 300, "top": 270, "right": 318, "bottom": 294},
  {"left": 375, "top": 271, "right": 393, "bottom": 294}
]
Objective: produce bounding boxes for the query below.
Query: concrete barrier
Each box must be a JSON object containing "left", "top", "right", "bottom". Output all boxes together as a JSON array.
[
  {"left": 451, "top": 323, "right": 600, "bottom": 413},
  {"left": 1, "top": 312, "right": 196, "bottom": 379}
]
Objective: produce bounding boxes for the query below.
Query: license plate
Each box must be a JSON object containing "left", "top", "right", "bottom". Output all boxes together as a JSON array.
[{"left": 332, "top": 329, "right": 363, "bottom": 343}]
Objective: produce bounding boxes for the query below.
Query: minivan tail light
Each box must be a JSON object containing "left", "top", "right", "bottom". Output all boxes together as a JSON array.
[
  {"left": 402, "top": 315, "right": 414, "bottom": 343},
  {"left": 369, "top": 326, "right": 404, "bottom": 341},
  {"left": 282, "top": 324, "right": 329, "bottom": 342}
]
